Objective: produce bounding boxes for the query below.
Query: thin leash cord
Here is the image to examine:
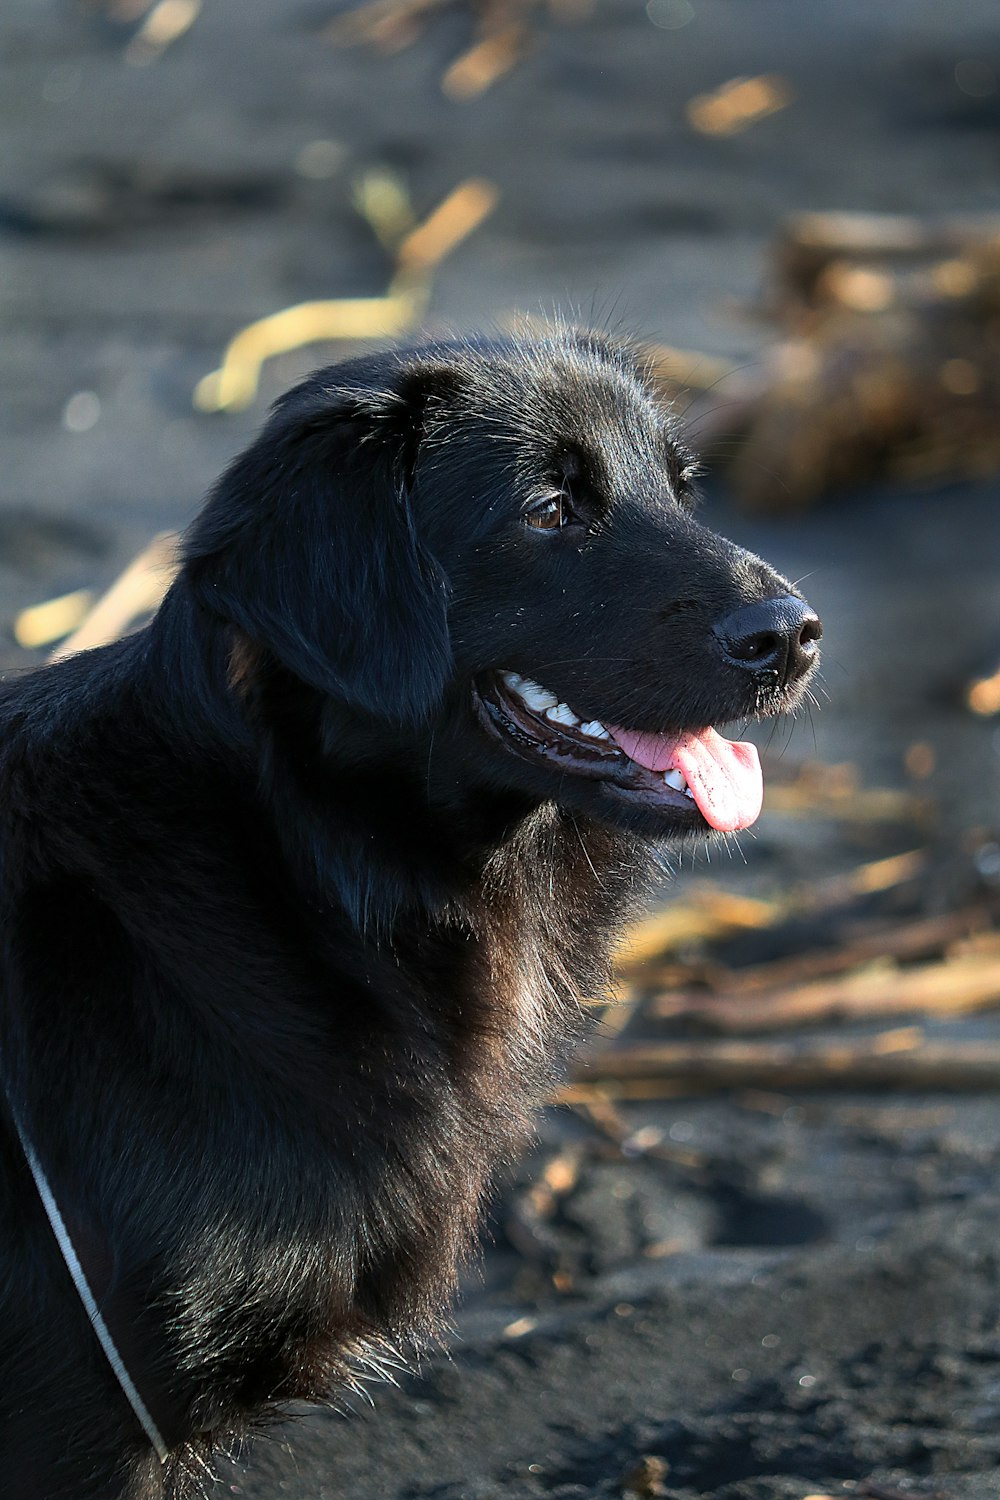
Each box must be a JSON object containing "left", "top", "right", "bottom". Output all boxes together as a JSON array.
[{"left": 4, "top": 1091, "right": 169, "bottom": 1464}]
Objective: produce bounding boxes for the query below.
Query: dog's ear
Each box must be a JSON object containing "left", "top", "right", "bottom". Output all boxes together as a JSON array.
[{"left": 184, "top": 363, "right": 460, "bottom": 722}]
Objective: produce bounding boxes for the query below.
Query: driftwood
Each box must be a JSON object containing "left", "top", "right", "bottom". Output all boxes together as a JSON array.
[
  {"left": 762, "top": 762, "right": 931, "bottom": 825},
  {"left": 649, "top": 942, "right": 1000, "bottom": 1035},
  {"left": 648, "top": 905, "right": 994, "bottom": 1001},
  {"left": 606, "top": 827, "right": 1000, "bottom": 1095},
  {"left": 617, "top": 849, "right": 929, "bottom": 970},
  {"left": 567, "top": 1028, "right": 1000, "bottom": 1098},
  {"left": 775, "top": 211, "right": 1000, "bottom": 311},
  {"left": 657, "top": 211, "right": 1000, "bottom": 510}
]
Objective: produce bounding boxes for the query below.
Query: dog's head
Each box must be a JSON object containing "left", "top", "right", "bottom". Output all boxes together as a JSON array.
[{"left": 185, "top": 333, "right": 821, "bottom": 839}]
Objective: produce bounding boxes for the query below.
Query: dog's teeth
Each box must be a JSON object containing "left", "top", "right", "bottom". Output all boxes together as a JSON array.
[
  {"left": 545, "top": 702, "right": 580, "bottom": 727},
  {"left": 502, "top": 671, "right": 526, "bottom": 690},
  {"left": 683, "top": 786, "right": 695, "bottom": 799},
  {"left": 519, "top": 678, "right": 559, "bottom": 712},
  {"left": 663, "top": 769, "right": 687, "bottom": 792},
  {"left": 580, "top": 720, "right": 610, "bottom": 740}
]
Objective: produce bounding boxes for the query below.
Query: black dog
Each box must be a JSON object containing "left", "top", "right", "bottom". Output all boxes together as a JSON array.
[{"left": 0, "top": 332, "right": 820, "bottom": 1498}]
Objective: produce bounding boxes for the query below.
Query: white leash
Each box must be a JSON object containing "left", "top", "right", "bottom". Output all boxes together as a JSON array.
[{"left": 6, "top": 1098, "right": 170, "bottom": 1463}]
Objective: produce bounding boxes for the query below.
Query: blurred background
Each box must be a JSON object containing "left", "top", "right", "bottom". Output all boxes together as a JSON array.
[{"left": 3, "top": 3, "right": 1000, "bottom": 1497}]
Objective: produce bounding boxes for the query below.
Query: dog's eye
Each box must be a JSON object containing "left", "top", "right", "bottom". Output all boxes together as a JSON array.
[{"left": 524, "top": 494, "right": 573, "bottom": 530}]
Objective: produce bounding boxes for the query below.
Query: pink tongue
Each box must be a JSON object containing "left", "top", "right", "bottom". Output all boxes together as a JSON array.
[{"left": 607, "top": 724, "right": 763, "bottom": 832}]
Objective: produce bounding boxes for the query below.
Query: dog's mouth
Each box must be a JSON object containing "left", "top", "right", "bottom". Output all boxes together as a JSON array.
[{"left": 473, "top": 671, "right": 763, "bottom": 832}]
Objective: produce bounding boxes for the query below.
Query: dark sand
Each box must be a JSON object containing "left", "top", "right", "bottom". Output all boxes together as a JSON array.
[{"left": 2, "top": 2, "right": 1000, "bottom": 1495}]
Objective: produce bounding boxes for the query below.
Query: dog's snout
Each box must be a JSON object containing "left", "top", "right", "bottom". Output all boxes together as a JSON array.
[{"left": 714, "top": 594, "right": 822, "bottom": 685}]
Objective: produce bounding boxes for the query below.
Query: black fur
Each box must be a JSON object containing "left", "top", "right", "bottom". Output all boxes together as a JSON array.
[{"left": 0, "top": 333, "right": 817, "bottom": 1498}]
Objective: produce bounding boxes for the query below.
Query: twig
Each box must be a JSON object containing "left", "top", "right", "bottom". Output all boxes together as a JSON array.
[
  {"left": 14, "top": 589, "right": 95, "bottom": 650},
  {"left": 967, "top": 662, "right": 1000, "bottom": 717},
  {"left": 394, "top": 178, "right": 499, "bottom": 274},
  {"left": 192, "top": 289, "right": 427, "bottom": 414},
  {"left": 193, "top": 176, "right": 498, "bottom": 413},
  {"left": 686, "top": 75, "right": 793, "bottom": 137},
  {"left": 49, "top": 533, "right": 179, "bottom": 660},
  {"left": 441, "top": 25, "right": 527, "bottom": 99},
  {"left": 325, "top": 0, "right": 447, "bottom": 51},
  {"left": 124, "top": 0, "right": 201, "bottom": 66}
]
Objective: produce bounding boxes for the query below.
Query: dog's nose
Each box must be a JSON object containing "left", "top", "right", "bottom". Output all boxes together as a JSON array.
[{"left": 714, "top": 594, "right": 822, "bottom": 686}]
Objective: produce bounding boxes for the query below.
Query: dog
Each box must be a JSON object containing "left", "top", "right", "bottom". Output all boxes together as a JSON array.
[{"left": 0, "top": 331, "right": 820, "bottom": 1498}]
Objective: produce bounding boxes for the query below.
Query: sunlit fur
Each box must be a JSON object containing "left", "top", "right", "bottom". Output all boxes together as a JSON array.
[{"left": 0, "top": 333, "right": 815, "bottom": 1498}]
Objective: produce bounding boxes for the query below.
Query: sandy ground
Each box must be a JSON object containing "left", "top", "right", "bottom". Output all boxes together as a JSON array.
[{"left": 2, "top": 2, "right": 1000, "bottom": 1496}]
